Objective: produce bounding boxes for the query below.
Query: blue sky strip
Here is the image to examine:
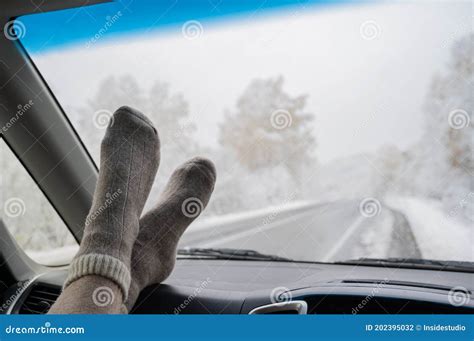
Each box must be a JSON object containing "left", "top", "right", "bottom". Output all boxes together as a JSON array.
[{"left": 19, "top": 0, "right": 356, "bottom": 52}]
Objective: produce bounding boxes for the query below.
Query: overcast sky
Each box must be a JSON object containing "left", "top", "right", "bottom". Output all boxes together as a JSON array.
[{"left": 31, "top": 0, "right": 470, "bottom": 164}]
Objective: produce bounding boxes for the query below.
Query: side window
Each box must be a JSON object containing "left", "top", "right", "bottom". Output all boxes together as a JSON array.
[{"left": 0, "top": 140, "right": 78, "bottom": 266}]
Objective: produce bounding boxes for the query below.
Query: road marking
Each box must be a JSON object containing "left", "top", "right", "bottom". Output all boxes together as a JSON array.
[{"left": 322, "top": 215, "right": 366, "bottom": 262}]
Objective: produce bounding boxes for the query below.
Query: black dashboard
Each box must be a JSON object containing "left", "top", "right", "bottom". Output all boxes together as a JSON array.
[{"left": 3, "top": 258, "right": 473, "bottom": 314}]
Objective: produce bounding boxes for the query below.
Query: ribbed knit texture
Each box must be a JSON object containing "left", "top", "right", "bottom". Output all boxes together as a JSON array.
[
  {"left": 125, "top": 157, "right": 216, "bottom": 311},
  {"left": 62, "top": 106, "right": 159, "bottom": 304},
  {"left": 64, "top": 253, "right": 131, "bottom": 300}
]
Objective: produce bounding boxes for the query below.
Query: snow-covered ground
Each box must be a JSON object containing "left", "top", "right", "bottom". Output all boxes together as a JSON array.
[
  {"left": 24, "top": 196, "right": 473, "bottom": 266},
  {"left": 354, "top": 210, "right": 394, "bottom": 260},
  {"left": 386, "top": 196, "right": 473, "bottom": 262},
  {"left": 25, "top": 201, "right": 316, "bottom": 266}
]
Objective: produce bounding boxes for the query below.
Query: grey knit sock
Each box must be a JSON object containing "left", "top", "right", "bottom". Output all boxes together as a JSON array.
[
  {"left": 49, "top": 276, "right": 124, "bottom": 314},
  {"left": 65, "top": 106, "right": 160, "bottom": 300},
  {"left": 124, "top": 157, "right": 216, "bottom": 311}
]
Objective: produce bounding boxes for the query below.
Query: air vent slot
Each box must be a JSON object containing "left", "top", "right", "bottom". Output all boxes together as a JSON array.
[
  {"left": 19, "top": 283, "right": 61, "bottom": 314},
  {"left": 340, "top": 279, "right": 467, "bottom": 293}
]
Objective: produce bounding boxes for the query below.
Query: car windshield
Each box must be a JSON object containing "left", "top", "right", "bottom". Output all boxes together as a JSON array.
[{"left": 15, "top": 0, "right": 472, "bottom": 265}]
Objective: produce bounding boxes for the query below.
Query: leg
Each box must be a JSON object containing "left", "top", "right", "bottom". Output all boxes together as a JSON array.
[
  {"left": 49, "top": 106, "right": 160, "bottom": 314},
  {"left": 125, "top": 157, "right": 216, "bottom": 311},
  {"left": 48, "top": 276, "right": 124, "bottom": 314}
]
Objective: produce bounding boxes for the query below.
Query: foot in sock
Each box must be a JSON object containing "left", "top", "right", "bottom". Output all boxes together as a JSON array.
[
  {"left": 124, "top": 157, "right": 216, "bottom": 311},
  {"left": 64, "top": 106, "right": 160, "bottom": 301}
]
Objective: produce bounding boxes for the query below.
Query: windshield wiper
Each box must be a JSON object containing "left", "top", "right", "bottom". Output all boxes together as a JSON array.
[
  {"left": 336, "top": 258, "right": 474, "bottom": 273},
  {"left": 178, "top": 247, "right": 293, "bottom": 262}
]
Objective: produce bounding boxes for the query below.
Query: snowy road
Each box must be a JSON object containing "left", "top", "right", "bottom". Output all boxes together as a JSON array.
[{"left": 180, "top": 201, "right": 421, "bottom": 262}]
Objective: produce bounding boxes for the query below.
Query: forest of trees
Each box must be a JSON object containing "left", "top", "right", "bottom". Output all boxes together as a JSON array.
[{"left": 383, "top": 34, "right": 472, "bottom": 219}]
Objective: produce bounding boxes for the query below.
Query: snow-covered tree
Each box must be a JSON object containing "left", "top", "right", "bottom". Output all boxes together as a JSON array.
[
  {"left": 0, "top": 142, "right": 75, "bottom": 252},
  {"left": 73, "top": 75, "right": 197, "bottom": 164},
  {"left": 218, "top": 76, "right": 317, "bottom": 186},
  {"left": 409, "top": 34, "right": 472, "bottom": 217},
  {"left": 65, "top": 74, "right": 203, "bottom": 211}
]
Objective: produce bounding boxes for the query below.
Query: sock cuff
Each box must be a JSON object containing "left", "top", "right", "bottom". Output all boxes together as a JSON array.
[{"left": 64, "top": 253, "right": 131, "bottom": 300}]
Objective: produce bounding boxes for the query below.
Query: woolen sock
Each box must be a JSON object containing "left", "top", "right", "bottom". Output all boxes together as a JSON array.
[
  {"left": 64, "top": 106, "right": 160, "bottom": 300},
  {"left": 49, "top": 275, "right": 124, "bottom": 314},
  {"left": 124, "top": 157, "right": 216, "bottom": 311}
]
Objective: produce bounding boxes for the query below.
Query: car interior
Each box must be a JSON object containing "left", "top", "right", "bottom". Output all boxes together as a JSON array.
[{"left": 0, "top": 0, "right": 473, "bottom": 315}]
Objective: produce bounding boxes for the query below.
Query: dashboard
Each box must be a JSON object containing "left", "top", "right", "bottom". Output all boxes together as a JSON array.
[{"left": 3, "top": 258, "right": 473, "bottom": 314}]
